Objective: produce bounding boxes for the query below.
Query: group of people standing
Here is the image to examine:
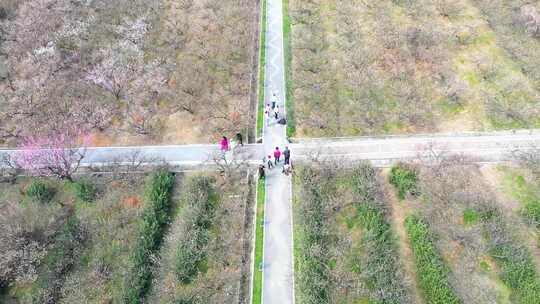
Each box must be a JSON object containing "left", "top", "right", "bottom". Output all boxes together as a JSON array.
[
  {"left": 259, "top": 146, "right": 292, "bottom": 178},
  {"left": 220, "top": 90, "right": 291, "bottom": 179},
  {"left": 265, "top": 93, "right": 285, "bottom": 126}
]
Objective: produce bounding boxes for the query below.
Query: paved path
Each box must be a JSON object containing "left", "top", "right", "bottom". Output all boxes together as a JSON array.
[
  {"left": 261, "top": 0, "right": 295, "bottom": 303},
  {"left": 292, "top": 129, "right": 540, "bottom": 166},
  {"left": 1, "top": 130, "right": 539, "bottom": 168}
]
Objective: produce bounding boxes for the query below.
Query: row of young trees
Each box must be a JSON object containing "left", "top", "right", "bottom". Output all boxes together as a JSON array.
[
  {"left": 294, "top": 163, "right": 414, "bottom": 303},
  {"left": 401, "top": 151, "right": 540, "bottom": 303}
]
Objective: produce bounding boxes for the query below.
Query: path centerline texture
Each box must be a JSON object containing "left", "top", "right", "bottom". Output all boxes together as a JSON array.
[{"left": 261, "top": 0, "right": 295, "bottom": 303}]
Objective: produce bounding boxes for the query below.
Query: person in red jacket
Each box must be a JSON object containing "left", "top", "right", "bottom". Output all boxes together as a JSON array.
[
  {"left": 220, "top": 136, "right": 229, "bottom": 152},
  {"left": 273, "top": 147, "right": 281, "bottom": 165}
]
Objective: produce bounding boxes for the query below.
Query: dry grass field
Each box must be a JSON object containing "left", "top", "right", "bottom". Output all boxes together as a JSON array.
[{"left": 287, "top": 0, "right": 540, "bottom": 137}]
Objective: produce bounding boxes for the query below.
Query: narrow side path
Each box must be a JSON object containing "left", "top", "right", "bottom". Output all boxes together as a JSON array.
[{"left": 261, "top": 0, "right": 294, "bottom": 303}]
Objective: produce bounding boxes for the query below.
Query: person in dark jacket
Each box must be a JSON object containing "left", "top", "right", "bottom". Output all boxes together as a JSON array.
[
  {"left": 236, "top": 133, "right": 243, "bottom": 146},
  {"left": 283, "top": 146, "right": 290, "bottom": 165},
  {"left": 258, "top": 164, "right": 265, "bottom": 179},
  {"left": 267, "top": 155, "right": 274, "bottom": 169}
]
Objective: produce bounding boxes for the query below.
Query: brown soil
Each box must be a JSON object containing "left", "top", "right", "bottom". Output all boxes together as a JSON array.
[
  {"left": 480, "top": 165, "right": 520, "bottom": 212},
  {"left": 381, "top": 169, "right": 425, "bottom": 304},
  {"left": 122, "top": 196, "right": 141, "bottom": 209}
]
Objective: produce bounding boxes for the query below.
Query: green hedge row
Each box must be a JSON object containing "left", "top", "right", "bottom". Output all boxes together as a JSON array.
[
  {"left": 351, "top": 164, "right": 410, "bottom": 303},
  {"left": 174, "top": 176, "right": 218, "bottom": 284},
  {"left": 405, "top": 216, "right": 461, "bottom": 304},
  {"left": 123, "top": 170, "right": 175, "bottom": 303},
  {"left": 295, "top": 168, "right": 330, "bottom": 304},
  {"left": 283, "top": 0, "right": 295, "bottom": 138},
  {"left": 482, "top": 209, "right": 540, "bottom": 303}
]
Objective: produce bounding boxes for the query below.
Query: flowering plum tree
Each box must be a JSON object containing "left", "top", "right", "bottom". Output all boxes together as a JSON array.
[{"left": 14, "top": 131, "right": 88, "bottom": 181}]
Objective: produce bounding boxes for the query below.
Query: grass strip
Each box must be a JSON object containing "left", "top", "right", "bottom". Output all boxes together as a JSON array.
[
  {"left": 351, "top": 164, "right": 411, "bottom": 303},
  {"left": 405, "top": 215, "right": 461, "bottom": 304},
  {"left": 283, "top": 0, "right": 295, "bottom": 138},
  {"left": 123, "top": 170, "right": 175, "bottom": 303},
  {"left": 252, "top": 177, "right": 265, "bottom": 304},
  {"left": 256, "top": 0, "right": 268, "bottom": 138},
  {"left": 481, "top": 209, "right": 540, "bottom": 303}
]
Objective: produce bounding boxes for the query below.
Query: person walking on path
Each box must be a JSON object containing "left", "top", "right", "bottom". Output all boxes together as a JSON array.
[
  {"left": 236, "top": 133, "right": 243, "bottom": 146},
  {"left": 274, "top": 147, "right": 281, "bottom": 165},
  {"left": 267, "top": 155, "right": 274, "bottom": 169},
  {"left": 220, "top": 136, "right": 229, "bottom": 152},
  {"left": 274, "top": 105, "right": 280, "bottom": 120},
  {"left": 265, "top": 104, "right": 271, "bottom": 127},
  {"left": 283, "top": 146, "right": 290, "bottom": 165},
  {"left": 271, "top": 93, "right": 278, "bottom": 109}
]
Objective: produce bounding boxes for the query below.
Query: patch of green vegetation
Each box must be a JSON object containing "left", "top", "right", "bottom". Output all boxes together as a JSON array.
[
  {"left": 256, "top": 0, "right": 267, "bottom": 138},
  {"left": 283, "top": 0, "right": 295, "bottom": 138},
  {"left": 389, "top": 164, "right": 419, "bottom": 200},
  {"left": 405, "top": 215, "right": 461, "bottom": 304},
  {"left": 463, "top": 209, "right": 480, "bottom": 226},
  {"left": 501, "top": 168, "right": 540, "bottom": 227},
  {"left": 73, "top": 180, "right": 97, "bottom": 203},
  {"left": 479, "top": 259, "right": 491, "bottom": 272},
  {"left": 25, "top": 179, "right": 55, "bottom": 204},
  {"left": 174, "top": 176, "right": 218, "bottom": 284},
  {"left": 351, "top": 164, "right": 410, "bottom": 303},
  {"left": 123, "top": 170, "right": 175, "bottom": 303},
  {"left": 438, "top": 98, "right": 465, "bottom": 115},
  {"left": 480, "top": 208, "right": 540, "bottom": 303},
  {"left": 252, "top": 177, "right": 265, "bottom": 304}
]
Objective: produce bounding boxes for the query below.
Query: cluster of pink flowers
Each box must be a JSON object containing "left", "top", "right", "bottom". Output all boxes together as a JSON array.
[{"left": 14, "top": 131, "right": 89, "bottom": 180}]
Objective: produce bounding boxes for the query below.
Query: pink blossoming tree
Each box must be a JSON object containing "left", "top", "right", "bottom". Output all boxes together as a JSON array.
[{"left": 15, "top": 131, "right": 89, "bottom": 181}]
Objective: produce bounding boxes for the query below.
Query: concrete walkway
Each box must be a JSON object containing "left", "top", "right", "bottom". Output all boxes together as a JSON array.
[
  {"left": 1, "top": 131, "right": 539, "bottom": 168},
  {"left": 261, "top": 0, "right": 294, "bottom": 303},
  {"left": 292, "top": 129, "right": 540, "bottom": 166}
]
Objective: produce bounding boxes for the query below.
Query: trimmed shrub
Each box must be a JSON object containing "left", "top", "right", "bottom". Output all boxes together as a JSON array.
[
  {"left": 405, "top": 215, "right": 461, "bottom": 304},
  {"left": 123, "top": 170, "right": 175, "bottom": 303},
  {"left": 73, "top": 180, "right": 97, "bottom": 202},
  {"left": 389, "top": 164, "right": 419, "bottom": 199},
  {"left": 25, "top": 179, "right": 55, "bottom": 203}
]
